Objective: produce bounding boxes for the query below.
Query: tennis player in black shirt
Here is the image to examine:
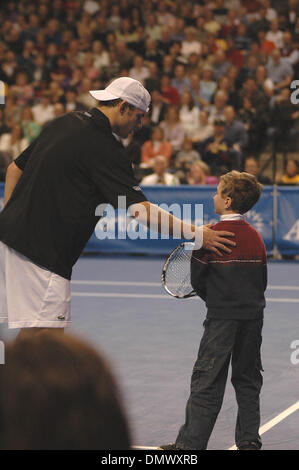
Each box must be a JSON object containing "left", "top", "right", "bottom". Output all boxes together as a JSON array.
[{"left": 0, "top": 77, "right": 235, "bottom": 336}]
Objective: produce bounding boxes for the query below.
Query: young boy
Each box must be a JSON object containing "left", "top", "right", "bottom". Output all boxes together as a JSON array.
[{"left": 160, "top": 171, "right": 267, "bottom": 451}]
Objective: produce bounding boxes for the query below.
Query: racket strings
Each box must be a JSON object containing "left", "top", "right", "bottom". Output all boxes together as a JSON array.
[{"left": 164, "top": 247, "right": 193, "bottom": 297}]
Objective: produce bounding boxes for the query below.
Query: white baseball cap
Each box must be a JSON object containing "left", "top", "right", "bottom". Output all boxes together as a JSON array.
[{"left": 89, "top": 77, "right": 151, "bottom": 113}]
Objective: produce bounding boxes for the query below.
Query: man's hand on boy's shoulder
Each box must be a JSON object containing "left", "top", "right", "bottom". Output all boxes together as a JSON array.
[{"left": 202, "top": 223, "right": 236, "bottom": 257}]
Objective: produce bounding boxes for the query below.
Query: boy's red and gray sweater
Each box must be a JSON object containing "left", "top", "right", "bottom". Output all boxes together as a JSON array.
[{"left": 191, "top": 220, "right": 267, "bottom": 320}]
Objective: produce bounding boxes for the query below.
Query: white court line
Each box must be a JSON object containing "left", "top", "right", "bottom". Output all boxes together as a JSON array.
[
  {"left": 268, "top": 285, "right": 299, "bottom": 291},
  {"left": 72, "top": 280, "right": 299, "bottom": 290},
  {"left": 72, "top": 292, "right": 299, "bottom": 302},
  {"left": 228, "top": 401, "right": 299, "bottom": 450},
  {"left": 71, "top": 280, "right": 161, "bottom": 287},
  {"left": 72, "top": 292, "right": 167, "bottom": 299}
]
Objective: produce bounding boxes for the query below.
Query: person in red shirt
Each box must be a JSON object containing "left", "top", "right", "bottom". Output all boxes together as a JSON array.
[{"left": 159, "top": 74, "right": 180, "bottom": 106}]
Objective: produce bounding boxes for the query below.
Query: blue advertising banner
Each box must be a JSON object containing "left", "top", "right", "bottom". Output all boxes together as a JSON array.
[
  {"left": 276, "top": 187, "right": 299, "bottom": 255},
  {"left": 0, "top": 183, "right": 282, "bottom": 256}
]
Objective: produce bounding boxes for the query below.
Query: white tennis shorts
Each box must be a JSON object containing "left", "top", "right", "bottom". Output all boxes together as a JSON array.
[{"left": 0, "top": 241, "right": 71, "bottom": 329}]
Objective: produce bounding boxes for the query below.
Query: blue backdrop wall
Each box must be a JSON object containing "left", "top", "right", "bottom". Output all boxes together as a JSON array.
[{"left": 1, "top": 183, "right": 298, "bottom": 255}]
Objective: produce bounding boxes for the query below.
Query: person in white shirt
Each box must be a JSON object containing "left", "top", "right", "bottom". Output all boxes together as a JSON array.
[
  {"left": 129, "top": 56, "right": 150, "bottom": 85},
  {"left": 181, "top": 27, "right": 202, "bottom": 60},
  {"left": 179, "top": 91, "right": 200, "bottom": 137},
  {"left": 191, "top": 110, "right": 214, "bottom": 144},
  {"left": 141, "top": 155, "right": 179, "bottom": 186},
  {"left": 263, "top": 0, "right": 277, "bottom": 22},
  {"left": 32, "top": 92, "right": 55, "bottom": 126},
  {"left": 92, "top": 40, "right": 110, "bottom": 70},
  {"left": 0, "top": 123, "right": 29, "bottom": 161},
  {"left": 266, "top": 19, "right": 284, "bottom": 49}
]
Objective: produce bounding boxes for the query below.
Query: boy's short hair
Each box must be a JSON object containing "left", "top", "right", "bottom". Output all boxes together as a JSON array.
[{"left": 219, "top": 171, "right": 263, "bottom": 214}]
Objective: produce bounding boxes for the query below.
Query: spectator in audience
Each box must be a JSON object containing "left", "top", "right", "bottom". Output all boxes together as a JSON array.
[
  {"left": 225, "top": 35, "right": 245, "bottom": 68},
  {"left": 186, "top": 161, "right": 218, "bottom": 185},
  {"left": 63, "top": 88, "right": 81, "bottom": 113},
  {"left": 266, "top": 48, "right": 294, "bottom": 94},
  {"left": 20, "top": 107, "right": 42, "bottom": 144},
  {"left": 266, "top": 19, "right": 284, "bottom": 49},
  {"left": 189, "top": 73, "right": 209, "bottom": 109},
  {"left": 161, "top": 54, "right": 175, "bottom": 76},
  {"left": 0, "top": 51, "right": 18, "bottom": 85},
  {"left": 191, "top": 110, "right": 214, "bottom": 151},
  {"left": 160, "top": 105, "right": 185, "bottom": 154},
  {"left": 238, "top": 96, "right": 266, "bottom": 154},
  {"left": 275, "top": 158, "right": 299, "bottom": 185},
  {"left": 77, "top": 78, "right": 98, "bottom": 109},
  {"left": 171, "top": 64, "right": 191, "bottom": 96},
  {"left": 174, "top": 138, "right": 201, "bottom": 182},
  {"left": 204, "top": 9, "right": 222, "bottom": 36},
  {"left": 32, "top": 53, "right": 50, "bottom": 87},
  {"left": 249, "top": 7, "right": 270, "bottom": 38},
  {"left": 92, "top": 40, "right": 110, "bottom": 70},
  {"left": 160, "top": 74, "right": 180, "bottom": 106},
  {"left": 267, "top": 87, "right": 299, "bottom": 152},
  {"left": 202, "top": 119, "right": 230, "bottom": 175},
  {"left": 129, "top": 56, "right": 149, "bottom": 84},
  {"left": 211, "top": 50, "right": 231, "bottom": 81},
  {"left": 181, "top": 27, "right": 202, "bottom": 60},
  {"left": 141, "top": 155, "right": 179, "bottom": 185},
  {"left": 2, "top": 95, "right": 21, "bottom": 128},
  {"left": 0, "top": 123, "right": 29, "bottom": 161},
  {"left": 256, "top": 64, "right": 274, "bottom": 97},
  {"left": 144, "top": 62, "right": 160, "bottom": 94},
  {"left": 116, "top": 18, "right": 138, "bottom": 44},
  {"left": 32, "top": 90, "right": 55, "bottom": 126},
  {"left": 158, "top": 26, "right": 174, "bottom": 55},
  {"left": 10, "top": 71, "right": 34, "bottom": 107},
  {"left": 281, "top": 30, "right": 299, "bottom": 66},
  {"left": 145, "top": 12, "right": 162, "bottom": 41},
  {"left": 200, "top": 66, "right": 217, "bottom": 104},
  {"left": 53, "top": 102, "right": 65, "bottom": 118},
  {"left": 237, "top": 76, "right": 269, "bottom": 125},
  {"left": 0, "top": 332, "right": 131, "bottom": 450},
  {"left": 148, "top": 90, "right": 168, "bottom": 126},
  {"left": 208, "top": 90, "right": 228, "bottom": 124},
  {"left": 257, "top": 29, "right": 276, "bottom": 56},
  {"left": 141, "top": 126, "right": 172, "bottom": 167},
  {"left": 235, "top": 23, "right": 251, "bottom": 53},
  {"left": 144, "top": 39, "right": 162, "bottom": 68},
  {"left": 112, "top": 41, "right": 134, "bottom": 72},
  {"left": 244, "top": 156, "right": 272, "bottom": 184},
  {"left": 179, "top": 91, "right": 200, "bottom": 137},
  {"left": 224, "top": 105, "right": 248, "bottom": 170}
]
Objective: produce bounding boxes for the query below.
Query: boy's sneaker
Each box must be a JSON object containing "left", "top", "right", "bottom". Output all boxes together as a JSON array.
[
  {"left": 158, "top": 443, "right": 180, "bottom": 450},
  {"left": 238, "top": 441, "right": 261, "bottom": 450}
]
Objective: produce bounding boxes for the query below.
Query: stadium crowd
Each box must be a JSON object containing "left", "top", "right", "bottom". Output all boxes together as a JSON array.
[{"left": 0, "top": 0, "right": 299, "bottom": 185}]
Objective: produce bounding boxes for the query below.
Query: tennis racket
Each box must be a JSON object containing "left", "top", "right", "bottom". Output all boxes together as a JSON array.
[{"left": 161, "top": 242, "right": 197, "bottom": 299}]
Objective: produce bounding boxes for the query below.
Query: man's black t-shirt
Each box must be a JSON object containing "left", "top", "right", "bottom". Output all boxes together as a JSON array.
[{"left": 0, "top": 108, "right": 147, "bottom": 279}]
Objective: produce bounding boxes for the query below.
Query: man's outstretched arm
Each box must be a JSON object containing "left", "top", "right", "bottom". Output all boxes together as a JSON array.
[{"left": 130, "top": 201, "right": 235, "bottom": 256}]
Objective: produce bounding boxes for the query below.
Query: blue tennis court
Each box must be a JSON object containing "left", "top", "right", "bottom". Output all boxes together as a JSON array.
[{"left": 2, "top": 255, "right": 299, "bottom": 450}]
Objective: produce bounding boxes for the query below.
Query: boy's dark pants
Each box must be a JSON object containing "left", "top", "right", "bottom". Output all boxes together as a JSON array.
[{"left": 176, "top": 317, "right": 264, "bottom": 450}]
